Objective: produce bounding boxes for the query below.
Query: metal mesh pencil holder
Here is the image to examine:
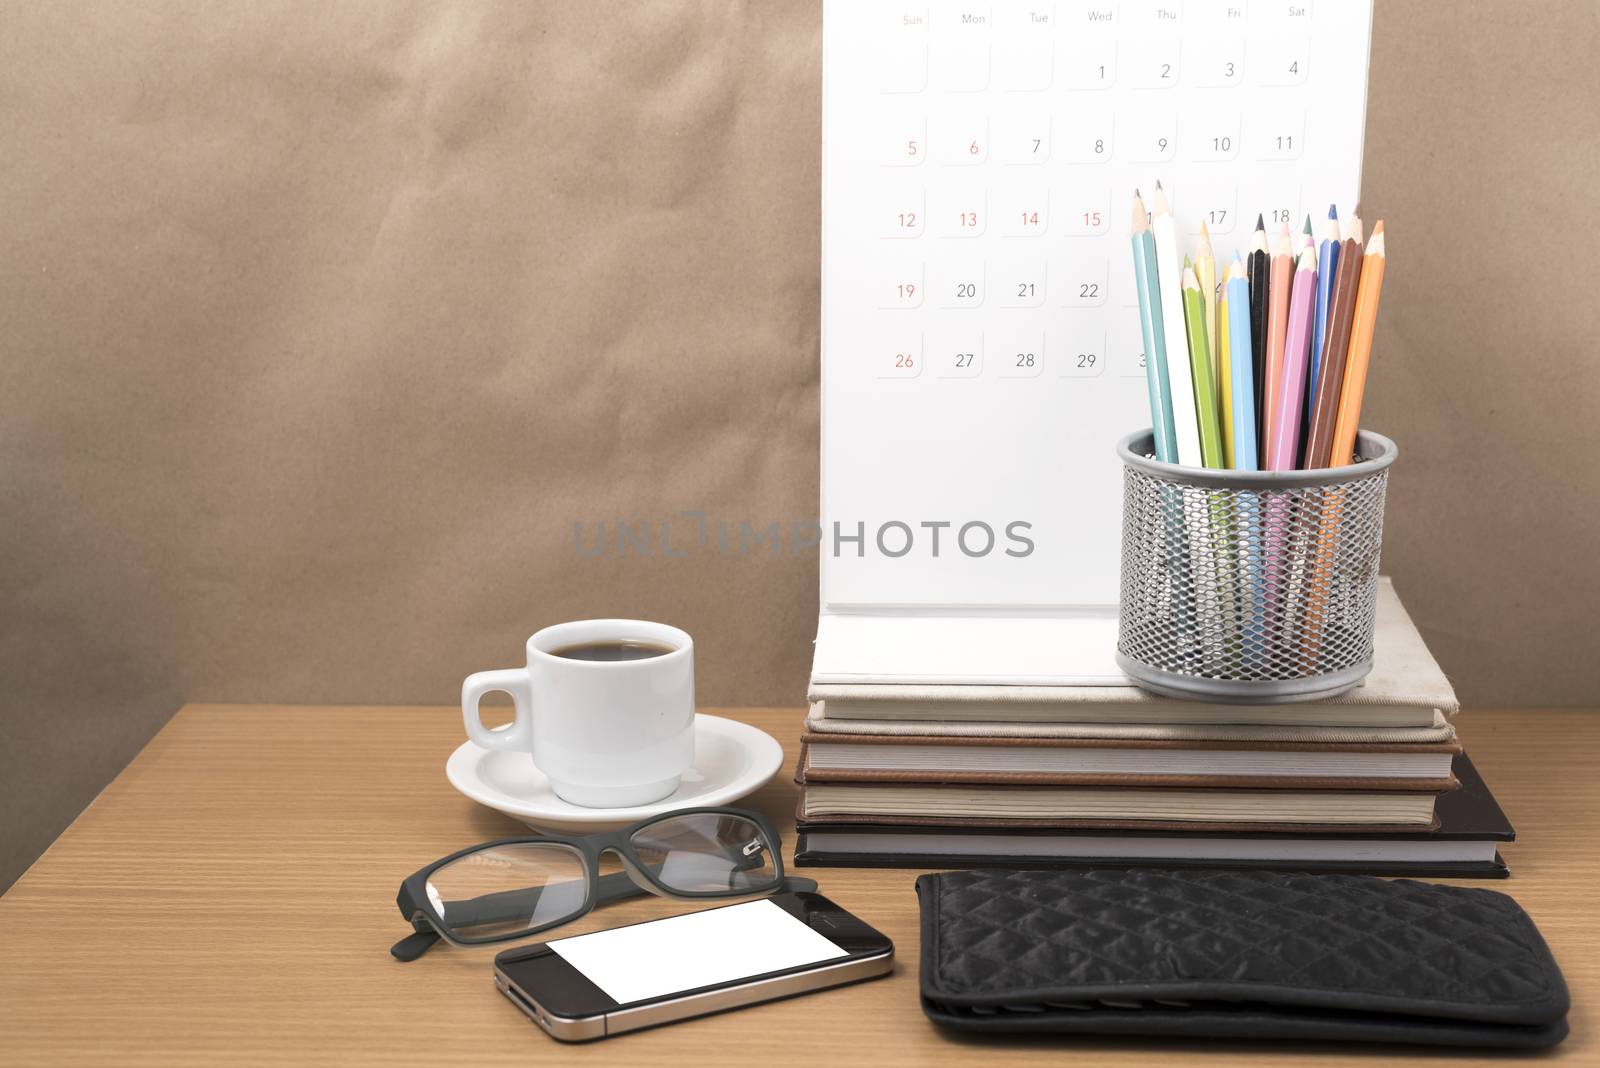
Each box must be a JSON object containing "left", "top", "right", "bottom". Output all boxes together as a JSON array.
[{"left": 1115, "top": 429, "right": 1398, "bottom": 703}]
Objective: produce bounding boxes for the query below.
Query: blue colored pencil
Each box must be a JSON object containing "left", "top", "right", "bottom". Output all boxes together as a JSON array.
[
  {"left": 1130, "top": 191, "right": 1177, "bottom": 462},
  {"left": 1225, "top": 256, "right": 1257, "bottom": 471},
  {"left": 1308, "top": 204, "right": 1341, "bottom": 428}
]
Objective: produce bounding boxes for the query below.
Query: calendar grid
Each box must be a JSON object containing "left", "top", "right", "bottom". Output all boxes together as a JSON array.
[{"left": 822, "top": 0, "right": 1373, "bottom": 610}]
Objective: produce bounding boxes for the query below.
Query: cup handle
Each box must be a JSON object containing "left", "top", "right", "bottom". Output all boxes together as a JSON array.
[{"left": 462, "top": 669, "right": 534, "bottom": 751}]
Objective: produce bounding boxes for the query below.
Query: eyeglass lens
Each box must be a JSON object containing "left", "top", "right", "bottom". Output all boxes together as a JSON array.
[
  {"left": 628, "top": 812, "right": 778, "bottom": 893},
  {"left": 424, "top": 842, "right": 590, "bottom": 940}
]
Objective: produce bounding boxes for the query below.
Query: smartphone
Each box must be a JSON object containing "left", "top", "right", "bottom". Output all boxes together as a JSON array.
[{"left": 493, "top": 891, "right": 893, "bottom": 1041}]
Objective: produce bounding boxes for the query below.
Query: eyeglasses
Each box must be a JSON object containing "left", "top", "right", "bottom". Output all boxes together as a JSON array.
[{"left": 390, "top": 807, "right": 815, "bottom": 961}]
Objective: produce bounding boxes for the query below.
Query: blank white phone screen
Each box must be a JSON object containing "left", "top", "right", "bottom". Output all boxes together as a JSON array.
[{"left": 545, "top": 899, "right": 848, "bottom": 1006}]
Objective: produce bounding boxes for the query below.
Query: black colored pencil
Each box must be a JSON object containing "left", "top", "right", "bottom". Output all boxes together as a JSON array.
[{"left": 1247, "top": 215, "right": 1270, "bottom": 466}]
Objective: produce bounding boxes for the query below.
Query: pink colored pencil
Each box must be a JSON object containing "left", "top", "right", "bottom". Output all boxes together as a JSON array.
[
  {"left": 1267, "top": 249, "right": 1318, "bottom": 471},
  {"left": 1261, "top": 223, "right": 1293, "bottom": 453}
]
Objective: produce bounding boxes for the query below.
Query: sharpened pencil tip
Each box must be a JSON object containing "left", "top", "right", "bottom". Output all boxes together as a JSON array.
[
  {"left": 1155, "top": 179, "right": 1164, "bottom": 190},
  {"left": 1373, "top": 220, "right": 1384, "bottom": 235},
  {"left": 1303, "top": 215, "right": 1313, "bottom": 234},
  {"left": 1255, "top": 213, "right": 1265, "bottom": 230},
  {"left": 1328, "top": 203, "right": 1338, "bottom": 219}
]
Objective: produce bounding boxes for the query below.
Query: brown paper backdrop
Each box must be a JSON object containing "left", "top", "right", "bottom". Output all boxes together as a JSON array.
[{"left": 3, "top": 1, "right": 1598, "bottom": 891}]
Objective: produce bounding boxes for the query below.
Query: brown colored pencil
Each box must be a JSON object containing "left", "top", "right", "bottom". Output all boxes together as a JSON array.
[
  {"left": 1330, "top": 223, "right": 1388, "bottom": 465},
  {"left": 1302, "top": 210, "right": 1365, "bottom": 469}
]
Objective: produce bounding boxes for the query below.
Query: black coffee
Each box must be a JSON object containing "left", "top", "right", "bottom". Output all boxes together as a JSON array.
[{"left": 552, "top": 639, "right": 675, "bottom": 662}]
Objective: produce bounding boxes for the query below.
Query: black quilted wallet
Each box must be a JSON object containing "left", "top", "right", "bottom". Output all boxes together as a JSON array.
[{"left": 916, "top": 868, "right": 1568, "bottom": 1048}]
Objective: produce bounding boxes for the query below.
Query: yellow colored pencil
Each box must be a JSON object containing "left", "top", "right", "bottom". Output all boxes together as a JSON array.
[
  {"left": 1218, "top": 287, "right": 1233, "bottom": 468},
  {"left": 1197, "top": 221, "right": 1219, "bottom": 392}
]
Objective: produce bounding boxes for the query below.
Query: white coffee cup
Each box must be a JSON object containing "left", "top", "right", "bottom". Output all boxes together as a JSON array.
[{"left": 462, "top": 619, "right": 695, "bottom": 808}]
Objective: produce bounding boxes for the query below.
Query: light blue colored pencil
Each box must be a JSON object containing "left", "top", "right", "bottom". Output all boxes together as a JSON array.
[
  {"left": 1226, "top": 258, "right": 1257, "bottom": 471},
  {"left": 1130, "top": 192, "right": 1176, "bottom": 463},
  {"left": 1225, "top": 255, "right": 1263, "bottom": 670}
]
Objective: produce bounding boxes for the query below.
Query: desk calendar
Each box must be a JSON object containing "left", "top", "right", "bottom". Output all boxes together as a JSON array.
[{"left": 815, "top": 1, "right": 1373, "bottom": 682}]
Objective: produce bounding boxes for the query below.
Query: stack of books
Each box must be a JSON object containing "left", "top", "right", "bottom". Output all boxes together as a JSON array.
[{"left": 795, "top": 581, "right": 1513, "bottom": 877}]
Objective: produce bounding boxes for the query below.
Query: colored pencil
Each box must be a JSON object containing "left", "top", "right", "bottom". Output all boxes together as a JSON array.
[
  {"left": 1182, "top": 266, "right": 1225, "bottom": 468},
  {"left": 1303, "top": 209, "right": 1366, "bottom": 469},
  {"left": 1152, "top": 183, "right": 1201, "bottom": 466},
  {"left": 1307, "top": 204, "right": 1341, "bottom": 462},
  {"left": 1218, "top": 286, "right": 1233, "bottom": 467},
  {"left": 1247, "top": 216, "right": 1270, "bottom": 464},
  {"left": 1300, "top": 214, "right": 1315, "bottom": 255},
  {"left": 1225, "top": 256, "right": 1257, "bottom": 471},
  {"left": 1129, "top": 192, "right": 1178, "bottom": 463},
  {"left": 1196, "top": 221, "right": 1219, "bottom": 393},
  {"left": 1266, "top": 248, "right": 1318, "bottom": 471},
  {"left": 1330, "top": 223, "right": 1388, "bottom": 465},
  {"left": 1262, "top": 222, "right": 1293, "bottom": 455}
]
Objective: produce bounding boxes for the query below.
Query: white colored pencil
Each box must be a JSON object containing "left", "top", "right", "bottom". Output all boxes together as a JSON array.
[{"left": 1151, "top": 183, "right": 1201, "bottom": 465}]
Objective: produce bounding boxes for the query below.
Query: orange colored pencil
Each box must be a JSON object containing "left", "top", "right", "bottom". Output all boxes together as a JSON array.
[
  {"left": 1262, "top": 223, "right": 1293, "bottom": 451},
  {"left": 1330, "top": 223, "right": 1387, "bottom": 465}
]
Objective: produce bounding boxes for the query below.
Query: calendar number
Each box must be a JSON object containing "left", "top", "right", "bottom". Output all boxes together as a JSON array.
[
  {"left": 1248, "top": 112, "right": 1306, "bottom": 159},
  {"left": 1079, "top": 283, "right": 1099, "bottom": 299},
  {"left": 956, "top": 282, "right": 976, "bottom": 299},
  {"left": 875, "top": 333, "right": 923, "bottom": 379},
  {"left": 877, "top": 191, "right": 925, "bottom": 238},
  {"left": 1210, "top": 209, "right": 1227, "bottom": 226},
  {"left": 1259, "top": 41, "right": 1310, "bottom": 87},
  {"left": 906, "top": 139, "right": 920, "bottom": 158},
  {"left": 1056, "top": 331, "right": 1107, "bottom": 379},
  {"left": 1212, "top": 136, "right": 1232, "bottom": 152},
  {"left": 1063, "top": 192, "right": 1111, "bottom": 237},
  {"left": 997, "top": 330, "right": 1044, "bottom": 378},
  {"left": 934, "top": 190, "right": 988, "bottom": 236},
  {"left": 997, "top": 259, "right": 1046, "bottom": 307},
  {"left": 1062, "top": 40, "right": 1116, "bottom": 89},
  {"left": 936, "top": 332, "right": 984, "bottom": 379},
  {"left": 877, "top": 265, "right": 924, "bottom": 309}
]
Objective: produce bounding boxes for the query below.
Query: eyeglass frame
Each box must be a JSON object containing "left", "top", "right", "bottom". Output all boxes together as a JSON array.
[{"left": 392, "top": 806, "right": 814, "bottom": 960}]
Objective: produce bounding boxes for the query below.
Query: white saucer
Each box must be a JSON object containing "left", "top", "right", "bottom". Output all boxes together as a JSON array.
[{"left": 445, "top": 714, "right": 785, "bottom": 832}]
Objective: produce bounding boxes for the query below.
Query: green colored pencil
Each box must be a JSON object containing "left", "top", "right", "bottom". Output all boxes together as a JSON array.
[{"left": 1182, "top": 265, "right": 1225, "bottom": 468}]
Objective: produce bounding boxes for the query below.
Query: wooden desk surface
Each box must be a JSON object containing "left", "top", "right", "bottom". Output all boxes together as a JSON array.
[{"left": 0, "top": 705, "right": 1594, "bottom": 1066}]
